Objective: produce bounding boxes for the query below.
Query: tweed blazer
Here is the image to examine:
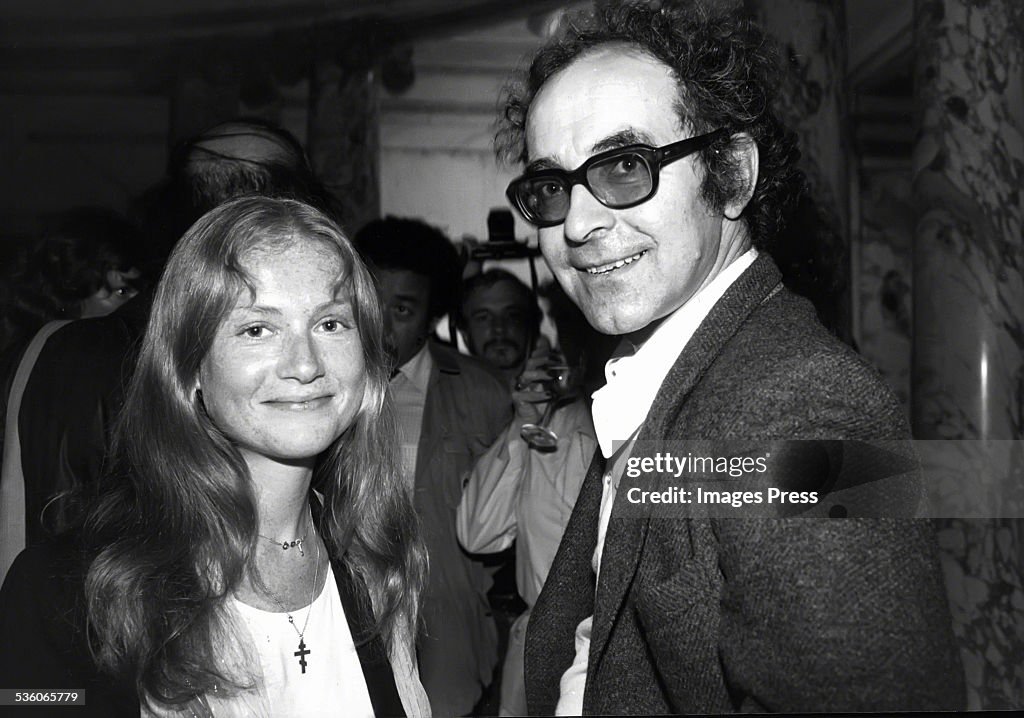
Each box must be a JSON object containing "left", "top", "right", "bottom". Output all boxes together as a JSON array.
[{"left": 525, "top": 254, "right": 964, "bottom": 714}]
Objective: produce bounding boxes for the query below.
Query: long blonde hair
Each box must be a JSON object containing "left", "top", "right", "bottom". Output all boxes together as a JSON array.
[{"left": 82, "top": 196, "right": 426, "bottom": 706}]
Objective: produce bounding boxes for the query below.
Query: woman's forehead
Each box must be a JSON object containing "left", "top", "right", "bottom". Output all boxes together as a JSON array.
[{"left": 230, "top": 239, "right": 354, "bottom": 306}]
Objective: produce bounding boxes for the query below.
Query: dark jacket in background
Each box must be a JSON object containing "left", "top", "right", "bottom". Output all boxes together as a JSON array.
[
  {"left": 13, "top": 291, "right": 151, "bottom": 543},
  {"left": 413, "top": 341, "right": 512, "bottom": 716}
]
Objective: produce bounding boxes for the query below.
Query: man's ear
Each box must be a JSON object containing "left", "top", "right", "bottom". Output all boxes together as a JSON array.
[{"left": 723, "top": 132, "right": 759, "bottom": 221}]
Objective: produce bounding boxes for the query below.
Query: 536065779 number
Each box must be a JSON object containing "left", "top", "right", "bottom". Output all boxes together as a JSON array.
[{"left": 0, "top": 689, "right": 85, "bottom": 705}]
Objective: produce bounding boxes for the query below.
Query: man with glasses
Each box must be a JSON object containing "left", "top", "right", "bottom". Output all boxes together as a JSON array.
[{"left": 497, "top": 2, "right": 963, "bottom": 714}]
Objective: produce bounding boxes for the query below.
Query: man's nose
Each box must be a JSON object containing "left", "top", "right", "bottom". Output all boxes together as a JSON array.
[
  {"left": 490, "top": 315, "right": 508, "bottom": 336},
  {"left": 280, "top": 332, "right": 325, "bottom": 383},
  {"left": 562, "top": 183, "right": 614, "bottom": 243}
]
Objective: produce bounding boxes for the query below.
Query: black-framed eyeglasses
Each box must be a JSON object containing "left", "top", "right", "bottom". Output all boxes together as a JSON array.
[{"left": 506, "top": 128, "right": 728, "bottom": 228}]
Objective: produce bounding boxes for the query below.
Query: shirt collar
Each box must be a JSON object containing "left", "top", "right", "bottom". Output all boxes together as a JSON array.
[
  {"left": 591, "top": 247, "right": 758, "bottom": 457},
  {"left": 392, "top": 343, "right": 433, "bottom": 393}
]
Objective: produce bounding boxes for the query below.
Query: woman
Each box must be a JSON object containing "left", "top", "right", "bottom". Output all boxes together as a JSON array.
[{"left": 0, "top": 197, "right": 429, "bottom": 717}]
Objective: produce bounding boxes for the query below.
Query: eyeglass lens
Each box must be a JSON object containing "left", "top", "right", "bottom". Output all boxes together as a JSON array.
[
  {"left": 588, "top": 153, "right": 654, "bottom": 205},
  {"left": 516, "top": 150, "right": 656, "bottom": 224}
]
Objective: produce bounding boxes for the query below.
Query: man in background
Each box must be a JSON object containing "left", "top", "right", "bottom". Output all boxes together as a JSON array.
[
  {"left": 457, "top": 267, "right": 595, "bottom": 716},
  {"left": 457, "top": 268, "right": 540, "bottom": 386},
  {"left": 354, "top": 217, "right": 511, "bottom": 717}
]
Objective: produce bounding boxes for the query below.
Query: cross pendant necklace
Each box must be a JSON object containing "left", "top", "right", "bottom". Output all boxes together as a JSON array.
[
  {"left": 294, "top": 638, "right": 310, "bottom": 674},
  {"left": 263, "top": 507, "right": 319, "bottom": 674}
]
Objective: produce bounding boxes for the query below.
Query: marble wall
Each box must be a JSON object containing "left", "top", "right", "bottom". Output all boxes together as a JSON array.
[
  {"left": 857, "top": 169, "right": 914, "bottom": 406},
  {"left": 912, "top": 0, "right": 1024, "bottom": 708},
  {"left": 754, "top": 0, "right": 852, "bottom": 341}
]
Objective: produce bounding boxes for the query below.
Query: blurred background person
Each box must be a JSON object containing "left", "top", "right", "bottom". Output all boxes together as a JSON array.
[
  {"left": 0, "top": 207, "right": 144, "bottom": 353},
  {"left": 457, "top": 268, "right": 540, "bottom": 388},
  {"left": 0, "top": 207, "right": 145, "bottom": 581},
  {"left": 458, "top": 326, "right": 595, "bottom": 715},
  {"left": 355, "top": 216, "right": 511, "bottom": 717},
  {"left": 0, "top": 197, "right": 429, "bottom": 716}
]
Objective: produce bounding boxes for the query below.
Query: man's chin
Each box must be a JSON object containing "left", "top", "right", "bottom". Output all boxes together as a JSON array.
[{"left": 581, "top": 305, "right": 656, "bottom": 337}]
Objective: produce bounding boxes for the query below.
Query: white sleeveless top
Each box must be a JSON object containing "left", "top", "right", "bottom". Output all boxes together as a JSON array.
[
  {"left": 141, "top": 562, "right": 430, "bottom": 718},
  {"left": 230, "top": 562, "right": 374, "bottom": 718}
]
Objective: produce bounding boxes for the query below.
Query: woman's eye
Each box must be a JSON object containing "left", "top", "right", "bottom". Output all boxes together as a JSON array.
[
  {"left": 243, "top": 325, "right": 266, "bottom": 338},
  {"left": 322, "top": 319, "right": 339, "bottom": 333}
]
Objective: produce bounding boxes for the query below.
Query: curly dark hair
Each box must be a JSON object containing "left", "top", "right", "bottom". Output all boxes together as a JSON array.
[
  {"left": 495, "top": 1, "right": 805, "bottom": 249},
  {"left": 353, "top": 216, "right": 462, "bottom": 320}
]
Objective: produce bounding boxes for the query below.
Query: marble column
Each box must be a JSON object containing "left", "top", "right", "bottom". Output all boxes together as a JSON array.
[
  {"left": 752, "top": 0, "right": 853, "bottom": 342},
  {"left": 307, "top": 49, "right": 381, "bottom": 236},
  {"left": 912, "top": 0, "right": 1024, "bottom": 709}
]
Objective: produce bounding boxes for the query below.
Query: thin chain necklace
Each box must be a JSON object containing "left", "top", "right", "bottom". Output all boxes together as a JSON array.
[
  {"left": 262, "top": 515, "right": 320, "bottom": 674},
  {"left": 258, "top": 509, "right": 310, "bottom": 556}
]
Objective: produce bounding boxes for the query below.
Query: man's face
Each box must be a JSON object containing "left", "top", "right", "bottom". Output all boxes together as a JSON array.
[
  {"left": 461, "top": 280, "right": 534, "bottom": 370},
  {"left": 525, "top": 47, "right": 730, "bottom": 336},
  {"left": 375, "top": 268, "right": 433, "bottom": 368}
]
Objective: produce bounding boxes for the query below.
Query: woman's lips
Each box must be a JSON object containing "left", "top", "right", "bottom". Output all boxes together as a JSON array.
[{"left": 264, "top": 396, "right": 333, "bottom": 410}]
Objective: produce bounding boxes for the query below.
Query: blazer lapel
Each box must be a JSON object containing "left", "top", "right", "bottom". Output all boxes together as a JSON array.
[{"left": 584, "top": 254, "right": 784, "bottom": 699}]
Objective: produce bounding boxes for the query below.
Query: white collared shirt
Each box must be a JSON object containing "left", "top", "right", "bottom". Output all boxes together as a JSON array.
[
  {"left": 590, "top": 248, "right": 759, "bottom": 459},
  {"left": 556, "top": 248, "right": 757, "bottom": 715},
  {"left": 389, "top": 344, "right": 433, "bottom": 488}
]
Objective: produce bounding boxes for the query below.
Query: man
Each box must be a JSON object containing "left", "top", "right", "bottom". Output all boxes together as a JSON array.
[
  {"left": 457, "top": 270, "right": 596, "bottom": 716},
  {"left": 1, "top": 119, "right": 328, "bottom": 582},
  {"left": 457, "top": 269, "right": 541, "bottom": 385},
  {"left": 496, "top": 3, "right": 964, "bottom": 714},
  {"left": 354, "top": 217, "right": 512, "bottom": 717}
]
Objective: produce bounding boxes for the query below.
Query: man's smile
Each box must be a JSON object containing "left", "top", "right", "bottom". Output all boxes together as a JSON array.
[{"left": 579, "top": 250, "right": 649, "bottom": 276}]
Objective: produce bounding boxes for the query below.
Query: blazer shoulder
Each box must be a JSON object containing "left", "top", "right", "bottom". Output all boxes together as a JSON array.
[{"left": 687, "top": 288, "right": 909, "bottom": 440}]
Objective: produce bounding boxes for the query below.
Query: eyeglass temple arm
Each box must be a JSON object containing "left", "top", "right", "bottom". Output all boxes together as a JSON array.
[{"left": 658, "top": 128, "right": 731, "bottom": 163}]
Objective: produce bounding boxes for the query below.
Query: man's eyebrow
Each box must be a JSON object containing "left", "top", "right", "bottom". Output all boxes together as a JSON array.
[
  {"left": 524, "top": 157, "right": 562, "bottom": 174},
  {"left": 392, "top": 293, "right": 425, "bottom": 305},
  {"left": 591, "top": 128, "right": 655, "bottom": 153},
  {"left": 525, "top": 128, "right": 656, "bottom": 174}
]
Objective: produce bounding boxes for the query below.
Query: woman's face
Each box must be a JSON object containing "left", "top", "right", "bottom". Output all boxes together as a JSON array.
[{"left": 198, "top": 238, "right": 367, "bottom": 466}]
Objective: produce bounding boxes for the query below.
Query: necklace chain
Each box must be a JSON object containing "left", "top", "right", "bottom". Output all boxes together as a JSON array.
[
  {"left": 258, "top": 514, "right": 309, "bottom": 556},
  {"left": 259, "top": 506, "right": 320, "bottom": 673}
]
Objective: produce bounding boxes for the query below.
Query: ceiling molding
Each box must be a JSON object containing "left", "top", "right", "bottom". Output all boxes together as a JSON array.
[{"left": 0, "top": 0, "right": 567, "bottom": 49}]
